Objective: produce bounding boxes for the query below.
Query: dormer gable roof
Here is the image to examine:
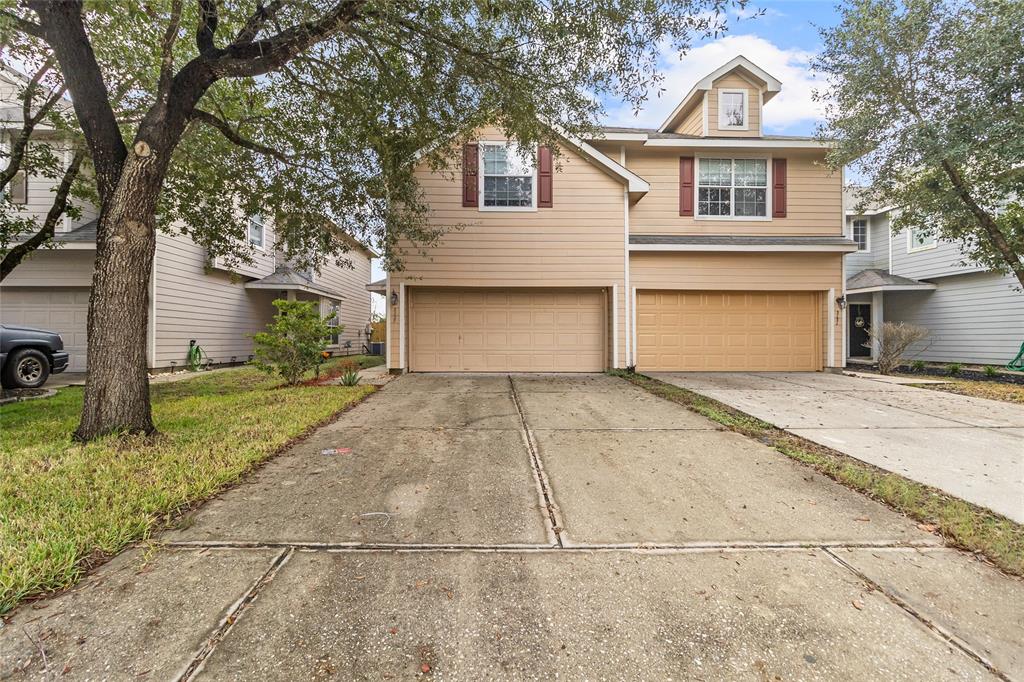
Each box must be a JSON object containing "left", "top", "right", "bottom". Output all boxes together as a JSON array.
[{"left": 657, "top": 55, "right": 782, "bottom": 134}]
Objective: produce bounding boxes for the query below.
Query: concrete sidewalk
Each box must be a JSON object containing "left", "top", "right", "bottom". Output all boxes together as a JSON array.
[
  {"left": 650, "top": 371, "right": 1024, "bottom": 523},
  {"left": 2, "top": 374, "right": 1021, "bottom": 680}
]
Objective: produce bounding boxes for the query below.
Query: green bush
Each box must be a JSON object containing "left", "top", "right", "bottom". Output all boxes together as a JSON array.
[
  {"left": 251, "top": 299, "right": 339, "bottom": 385},
  {"left": 910, "top": 360, "right": 926, "bottom": 372},
  {"left": 983, "top": 365, "right": 998, "bottom": 377},
  {"left": 946, "top": 362, "right": 962, "bottom": 376}
]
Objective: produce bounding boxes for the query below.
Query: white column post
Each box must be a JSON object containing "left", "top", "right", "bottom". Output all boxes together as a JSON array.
[
  {"left": 871, "top": 291, "right": 884, "bottom": 361},
  {"left": 631, "top": 287, "right": 638, "bottom": 369},
  {"left": 611, "top": 283, "right": 619, "bottom": 369},
  {"left": 399, "top": 282, "right": 406, "bottom": 371},
  {"left": 827, "top": 288, "right": 836, "bottom": 368}
]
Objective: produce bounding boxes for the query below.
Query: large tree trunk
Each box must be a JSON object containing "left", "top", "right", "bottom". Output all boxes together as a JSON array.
[{"left": 73, "top": 152, "right": 161, "bottom": 441}]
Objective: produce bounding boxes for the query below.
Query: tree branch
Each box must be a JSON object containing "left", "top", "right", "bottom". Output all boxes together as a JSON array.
[
  {"left": 0, "top": 148, "right": 85, "bottom": 281},
  {"left": 189, "top": 109, "right": 291, "bottom": 162},
  {"left": 0, "top": 61, "right": 67, "bottom": 191},
  {"left": 196, "top": 0, "right": 219, "bottom": 55},
  {"left": 27, "top": 0, "right": 126, "bottom": 202},
  {"left": 157, "top": 0, "right": 184, "bottom": 99},
  {"left": 0, "top": 9, "right": 44, "bottom": 38},
  {"left": 232, "top": 0, "right": 284, "bottom": 45}
]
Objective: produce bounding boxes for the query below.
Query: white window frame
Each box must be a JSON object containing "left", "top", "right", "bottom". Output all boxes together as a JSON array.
[
  {"left": 694, "top": 155, "right": 772, "bottom": 221},
  {"left": 907, "top": 226, "right": 937, "bottom": 253},
  {"left": 478, "top": 141, "right": 538, "bottom": 212},
  {"left": 718, "top": 89, "right": 748, "bottom": 131},
  {"left": 247, "top": 214, "right": 266, "bottom": 251},
  {"left": 322, "top": 298, "right": 341, "bottom": 346},
  {"left": 851, "top": 218, "right": 870, "bottom": 252}
]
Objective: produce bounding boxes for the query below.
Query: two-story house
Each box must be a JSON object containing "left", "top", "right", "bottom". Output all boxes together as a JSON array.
[
  {"left": 377, "top": 57, "right": 855, "bottom": 373},
  {"left": 0, "top": 66, "right": 374, "bottom": 373},
  {"left": 844, "top": 189, "right": 1024, "bottom": 366}
]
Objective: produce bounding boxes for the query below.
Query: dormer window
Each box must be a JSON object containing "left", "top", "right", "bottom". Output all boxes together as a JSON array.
[
  {"left": 719, "top": 90, "right": 747, "bottom": 130},
  {"left": 247, "top": 215, "right": 265, "bottom": 250},
  {"left": 852, "top": 219, "right": 869, "bottom": 251}
]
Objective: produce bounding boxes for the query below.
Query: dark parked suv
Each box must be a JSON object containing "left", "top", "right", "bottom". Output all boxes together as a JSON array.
[{"left": 0, "top": 324, "right": 69, "bottom": 389}]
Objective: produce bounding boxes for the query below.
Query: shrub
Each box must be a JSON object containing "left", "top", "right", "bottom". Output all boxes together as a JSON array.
[
  {"left": 946, "top": 362, "right": 962, "bottom": 376},
  {"left": 983, "top": 365, "right": 998, "bottom": 377},
  {"left": 868, "top": 321, "right": 930, "bottom": 375},
  {"left": 910, "top": 360, "right": 926, "bottom": 372},
  {"left": 251, "top": 299, "right": 338, "bottom": 385}
]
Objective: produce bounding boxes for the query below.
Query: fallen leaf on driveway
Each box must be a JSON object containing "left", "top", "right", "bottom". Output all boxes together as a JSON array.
[
  {"left": 851, "top": 600, "right": 864, "bottom": 610},
  {"left": 854, "top": 516, "right": 871, "bottom": 522},
  {"left": 917, "top": 523, "right": 938, "bottom": 532}
]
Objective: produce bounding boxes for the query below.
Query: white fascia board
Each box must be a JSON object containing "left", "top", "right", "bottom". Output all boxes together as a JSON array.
[
  {"left": 643, "top": 138, "right": 832, "bottom": 149},
  {"left": 629, "top": 243, "right": 859, "bottom": 253},
  {"left": 588, "top": 132, "right": 649, "bottom": 142},
  {"left": 846, "top": 284, "right": 936, "bottom": 294}
]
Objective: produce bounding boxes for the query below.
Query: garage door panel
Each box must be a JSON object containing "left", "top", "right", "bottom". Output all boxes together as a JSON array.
[
  {"left": 2, "top": 287, "right": 90, "bottom": 371},
  {"left": 638, "top": 290, "right": 821, "bottom": 372},
  {"left": 409, "top": 287, "right": 604, "bottom": 372}
]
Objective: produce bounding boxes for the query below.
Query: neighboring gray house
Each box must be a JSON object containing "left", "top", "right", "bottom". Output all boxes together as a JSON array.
[
  {"left": 844, "top": 188, "right": 1024, "bottom": 366},
  {"left": 1, "top": 68, "right": 374, "bottom": 373}
]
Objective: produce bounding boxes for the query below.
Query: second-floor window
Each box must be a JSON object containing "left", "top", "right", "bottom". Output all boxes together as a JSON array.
[
  {"left": 719, "top": 90, "right": 747, "bottom": 129},
  {"left": 324, "top": 300, "right": 340, "bottom": 345},
  {"left": 247, "top": 215, "right": 265, "bottom": 250},
  {"left": 852, "top": 219, "right": 869, "bottom": 251},
  {"left": 7, "top": 171, "right": 28, "bottom": 205},
  {"left": 481, "top": 142, "right": 535, "bottom": 209},
  {"left": 908, "top": 226, "right": 937, "bottom": 252},
  {"left": 697, "top": 158, "right": 768, "bottom": 218}
]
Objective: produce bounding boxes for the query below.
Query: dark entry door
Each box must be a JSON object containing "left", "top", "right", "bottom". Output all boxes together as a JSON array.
[{"left": 848, "top": 304, "right": 871, "bottom": 357}]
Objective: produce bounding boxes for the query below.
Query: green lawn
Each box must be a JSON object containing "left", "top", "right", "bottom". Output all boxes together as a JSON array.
[
  {"left": 0, "top": 356, "right": 382, "bottom": 614},
  {"left": 611, "top": 370, "right": 1024, "bottom": 578}
]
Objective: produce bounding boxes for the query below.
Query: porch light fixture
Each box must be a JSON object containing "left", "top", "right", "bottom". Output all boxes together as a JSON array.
[
  {"left": 390, "top": 291, "right": 398, "bottom": 306},
  {"left": 836, "top": 295, "right": 848, "bottom": 310}
]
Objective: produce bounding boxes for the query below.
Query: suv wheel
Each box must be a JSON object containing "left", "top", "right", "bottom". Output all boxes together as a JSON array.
[{"left": 2, "top": 348, "right": 51, "bottom": 389}]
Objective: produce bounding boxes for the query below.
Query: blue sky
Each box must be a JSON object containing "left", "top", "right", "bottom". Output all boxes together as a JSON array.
[
  {"left": 601, "top": 0, "right": 840, "bottom": 135},
  {"left": 369, "top": 1, "right": 841, "bottom": 288}
]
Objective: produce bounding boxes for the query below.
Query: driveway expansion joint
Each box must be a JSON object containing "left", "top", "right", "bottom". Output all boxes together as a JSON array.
[
  {"left": 174, "top": 547, "right": 294, "bottom": 682},
  {"left": 822, "top": 547, "right": 1011, "bottom": 682},
  {"left": 508, "top": 375, "right": 566, "bottom": 548}
]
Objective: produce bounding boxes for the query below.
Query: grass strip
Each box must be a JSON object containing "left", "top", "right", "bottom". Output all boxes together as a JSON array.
[
  {"left": 0, "top": 358, "right": 380, "bottom": 614},
  {"left": 610, "top": 369, "right": 1024, "bottom": 577}
]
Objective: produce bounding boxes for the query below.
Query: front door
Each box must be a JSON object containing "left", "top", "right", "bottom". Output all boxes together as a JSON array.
[{"left": 848, "top": 304, "right": 871, "bottom": 357}]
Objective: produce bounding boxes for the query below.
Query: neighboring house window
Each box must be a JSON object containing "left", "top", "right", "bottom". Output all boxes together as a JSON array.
[
  {"left": 852, "top": 218, "right": 869, "bottom": 251},
  {"left": 247, "top": 215, "right": 265, "bottom": 250},
  {"left": 696, "top": 158, "right": 768, "bottom": 218},
  {"left": 481, "top": 142, "right": 536, "bottom": 210},
  {"left": 8, "top": 171, "right": 27, "bottom": 205},
  {"left": 324, "top": 300, "right": 341, "bottom": 345},
  {"left": 719, "top": 90, "right": 747, "bottom": 129},
  {"left": 907, "top": 226, "right": 937, "bottom": 252}
]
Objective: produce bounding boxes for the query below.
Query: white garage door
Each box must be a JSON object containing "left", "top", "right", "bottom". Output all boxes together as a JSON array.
[
  {"left": 409, "top": 288, "right": 605, "bottom": 372},
  {"left": 1, "top": 288, "right": 90, "bottom": 371}
]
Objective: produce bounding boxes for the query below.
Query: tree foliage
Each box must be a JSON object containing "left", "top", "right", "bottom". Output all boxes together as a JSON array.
[
  {"left": 814, "top": 0, "right": 1024, "bottom": 288},
  {"left": 251, "top": 298, "right": 335, "bottom": 385}
]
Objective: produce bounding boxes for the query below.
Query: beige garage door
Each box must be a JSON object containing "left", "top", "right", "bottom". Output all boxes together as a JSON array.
[
  {"left": 637, "top": 290, "right": 821, "bottom": 371},
  {"left": 1, "top": 287, "right": 90, "bottom": 371},
  {"left": 410, "top": 288, "right": 605, "bottom": 372}
]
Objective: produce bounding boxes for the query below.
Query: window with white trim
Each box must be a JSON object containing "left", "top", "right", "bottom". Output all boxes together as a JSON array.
[
  {"left": 481, "top": 142, "right": 535, "bottom": 209},
  {"left": 908, "top": 226, "right": 936, "bottom": 252},
  {"left": 719, "top": 90, "right": 747, "bottom": 129},
  {"left": 324, "top": 299, "right": 341, "bottom": 345},
  {"left": 247, "top": 215, "right": 265, "bottom": 249},
  {"left": 697, "top": 158, "right": 768, "bottom": 218},
  {"left": 852, "top": 218, "right": 869, "bottom": 251}
]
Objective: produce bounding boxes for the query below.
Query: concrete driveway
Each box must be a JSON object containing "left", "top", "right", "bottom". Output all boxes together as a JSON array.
[
  {"left": 651, "top": 372, "right": 1024, "bottom": 523},
  {"left": 2, "top": 374, "right": 1022, "bottom": 680}
]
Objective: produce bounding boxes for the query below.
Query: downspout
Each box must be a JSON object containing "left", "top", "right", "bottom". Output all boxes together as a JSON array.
[
  {"left": 621, "top": 145, "right": 631, "bottom": 368},
  {"left": 149, "top": 238, "right": 157, "bottom": 369}
]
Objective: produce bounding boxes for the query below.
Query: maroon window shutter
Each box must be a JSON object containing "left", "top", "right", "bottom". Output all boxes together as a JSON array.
[
  {"left": 772, "top": 158, "right": 787, "bottom": 218},
  {"left": 462, "top": 142, "right": 479, "bottom": 207},
  {"left": 679, "top": 157, "right": 694, "bottom": 216},
  {"left": 537, "top": 145, "right": 553, "bottom": 208}
]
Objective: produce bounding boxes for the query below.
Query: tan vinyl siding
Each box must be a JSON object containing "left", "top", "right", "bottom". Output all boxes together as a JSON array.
[
  {"left": 626, "top": 148, "right": 842, "bottom": 236},
  {"left": 677, "top": 100, "right": 704, "bottom": 136},
  {"left": 630, "top": 251, "right": 844, "bottom": 368},
  {"left": 0, "top": 249, "right": 95, "bottom": 287},
  {"left": 152, "top": 230, "right": 277, "bottom": 368},
  {"left": 315, "top": 249, "right": 373, "bottom": 351},
  {"left": 707, "top": 73, "right": 761, "bottom": 138},
  {"left": 389, "top": 127, "right": 628, "bottom": 370}
]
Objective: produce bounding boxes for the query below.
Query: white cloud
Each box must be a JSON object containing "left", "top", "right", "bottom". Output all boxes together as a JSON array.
[{"left": 603, "top": 34, "right": 824, "bottom": 134}]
